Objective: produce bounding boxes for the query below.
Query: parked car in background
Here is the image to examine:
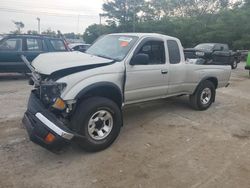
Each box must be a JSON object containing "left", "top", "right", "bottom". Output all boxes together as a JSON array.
[
  {"left": 184, "top": 43, "right": 241, "bottom": 69},
  {"left": 0, "top": 34, "right": 69, "bottom": 73},
  {"left": 68, "top": 43, "right": 90, "bottom": 52}
]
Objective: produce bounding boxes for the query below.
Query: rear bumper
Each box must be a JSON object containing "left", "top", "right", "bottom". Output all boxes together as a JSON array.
[{"left": 22, "top": 91, "right": 75, "bottom": 150}]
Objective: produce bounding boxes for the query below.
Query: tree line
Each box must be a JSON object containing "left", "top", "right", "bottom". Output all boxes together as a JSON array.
[{"left": 83, "top": 0, "right": 250, "bottom": 50}]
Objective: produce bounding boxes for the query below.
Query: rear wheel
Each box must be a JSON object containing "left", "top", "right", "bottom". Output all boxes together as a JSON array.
[
  {"left": 189, "top": 80, "right": 216, "bottom": 111},
  {"left": 71, "top": 97, "right": 122, "bottom": 152}
]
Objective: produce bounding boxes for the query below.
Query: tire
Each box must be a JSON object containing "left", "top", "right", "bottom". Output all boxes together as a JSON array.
[
  {"left": 71, "top": 97, "right": 122, "bottom": 152},
  {"left": 189, "top": 80, "right": 216, "bottom": 111},
  {"left": 231, "top": 60, "right": 237, "bottom": 69}
]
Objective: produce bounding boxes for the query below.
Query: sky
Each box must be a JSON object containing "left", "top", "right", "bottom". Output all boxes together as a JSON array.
[{"left": 0, "top": 0, "right": 105, "bottom": 34}]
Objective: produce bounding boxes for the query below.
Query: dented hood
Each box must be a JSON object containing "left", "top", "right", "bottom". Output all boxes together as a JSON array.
[{"left": 32, "top": 51, "right": 113, "bottom": 75}]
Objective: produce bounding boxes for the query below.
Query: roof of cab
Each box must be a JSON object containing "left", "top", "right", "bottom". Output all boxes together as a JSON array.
[{"left": 109, "top": 33, "right": 178, "bottom": 40}]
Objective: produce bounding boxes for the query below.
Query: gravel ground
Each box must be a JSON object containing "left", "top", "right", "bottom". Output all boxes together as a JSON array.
[{"left": 0, "top": 63, "right": 250, "bottom": 188}]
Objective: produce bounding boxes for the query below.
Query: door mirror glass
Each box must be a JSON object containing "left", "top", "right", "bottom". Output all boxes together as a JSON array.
[{"left": 130, "top": 53, "right": 150, "bottom": 65}]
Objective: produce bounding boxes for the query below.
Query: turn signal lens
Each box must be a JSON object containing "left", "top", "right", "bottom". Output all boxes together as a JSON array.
[
  {"left": 52, "top": 98, "right": 66, "bottom": 110},
  {"left": 44, "top": 133, "right": 56, "bottom": 143}
]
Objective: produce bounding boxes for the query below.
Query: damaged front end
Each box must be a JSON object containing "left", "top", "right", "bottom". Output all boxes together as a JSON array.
[{"left": 21, "top": 56, "right": 80, "bottom": 151}]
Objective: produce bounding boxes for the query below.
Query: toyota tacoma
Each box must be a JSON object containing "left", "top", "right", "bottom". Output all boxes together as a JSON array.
[{"left": 22, "top": 33, "right": 231, "bottom": 152}]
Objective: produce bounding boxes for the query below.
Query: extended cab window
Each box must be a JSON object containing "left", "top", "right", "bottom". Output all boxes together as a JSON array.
[
  {"left": 27, "top": 38, "right": 43, "bottom": 51},
  {"left": 138, "top": 41, "right": 165, "bottom": 64},
  {"left": 0, "top": 38, "right": 22, "bottom": 51},
  {"left": 167, "top": 40, "right": 181, "bottom": 64},
  {"left": 49, "top": 39, "right": 66, "bottom": 51}
]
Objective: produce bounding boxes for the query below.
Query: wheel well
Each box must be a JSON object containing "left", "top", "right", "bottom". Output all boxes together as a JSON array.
[
  {"left": 206, "top": 77, "right": 218, "bottom": 89},
  {"left": 193, "top": 77, "right": 218, "bottom": 95},
  {"left": 77, "top": 84, "right": 123, "bottom": 108}
]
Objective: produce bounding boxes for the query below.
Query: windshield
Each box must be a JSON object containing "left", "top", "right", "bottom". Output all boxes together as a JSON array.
[
  {"left": 195, "top": 44, "right": 214, "bottom": 51},
  {"left": 86, "top": 35, "right": 139, "bottom": 61}
]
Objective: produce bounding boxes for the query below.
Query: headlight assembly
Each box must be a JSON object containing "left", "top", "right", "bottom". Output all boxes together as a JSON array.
[{"left": 40, "top": 82, "right": 67, "bottom": 105}]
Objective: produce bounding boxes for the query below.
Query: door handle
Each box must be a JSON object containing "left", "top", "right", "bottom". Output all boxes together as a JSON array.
[{"left": 161, "top": 70, "right": 168, "bottom": 74}]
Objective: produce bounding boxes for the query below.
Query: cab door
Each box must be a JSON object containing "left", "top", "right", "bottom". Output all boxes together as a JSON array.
[
  {"left": 21, "top": 37, "right": 44, "bottom": 72},
  {"left": 125, "top": 38, "right": 169, "bottom": 103},
  {"left": 23, "top": 38, "right": 44, "bottom": 61},
  {"left": 212, "top": 44, "right": 231, "bottom": 65},
  {"left": 0, "top": 37, "right": 23, "bottom": 72}
]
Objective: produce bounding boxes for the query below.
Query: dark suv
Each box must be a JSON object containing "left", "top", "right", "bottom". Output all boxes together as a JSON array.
[{"left": 0, "top": 34, "right": 69, "bottom": 73}]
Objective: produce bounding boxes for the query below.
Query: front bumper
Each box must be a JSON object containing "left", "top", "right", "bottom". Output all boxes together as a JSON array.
[{"left": 22, "top": 91, "right": 75, "bottom": 150}]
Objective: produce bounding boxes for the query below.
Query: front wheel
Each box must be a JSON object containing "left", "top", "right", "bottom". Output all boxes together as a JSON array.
[
  {"left": 189, "top": 80, "right": 216, "bottom": 111},
  {"left": 71, "top": 97, "right": 122, "bottom": 152}
]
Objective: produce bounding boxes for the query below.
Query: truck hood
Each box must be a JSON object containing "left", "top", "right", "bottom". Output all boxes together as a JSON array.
[{"left": 32, "top": 51, "right": 113, "bottom": 75}]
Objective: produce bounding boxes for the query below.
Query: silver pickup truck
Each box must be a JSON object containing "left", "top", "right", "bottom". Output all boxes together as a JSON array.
[{"left": 22, "top": 33, "right": 231, "bottom": 152}]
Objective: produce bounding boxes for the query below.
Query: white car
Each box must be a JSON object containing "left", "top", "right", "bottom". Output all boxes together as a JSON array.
[
  {"left": 22, "top": 33, "right": 231, "bottom": 152},
  {"left": 68, "top": 43, "right": 90, "bottom": 52}
]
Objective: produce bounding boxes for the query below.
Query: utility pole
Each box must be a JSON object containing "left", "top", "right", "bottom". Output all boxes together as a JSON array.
[
  {"left": 77, "top": 14, "right": 80, "bottom": 33},
  {"left": 133, "top": 11, "right": 135, "bottom": 32},
  {"left": 99, "top": 14, "right": 102, "bottom": 25},
  {"left": 133, "top": 0, "right": 136, "bottom": 32},
  {"left": 36, "top": 17, "right": 40, "bottom": 34},
  {"left": 99, "top": 14, "right": 105, "bottom": 25}
]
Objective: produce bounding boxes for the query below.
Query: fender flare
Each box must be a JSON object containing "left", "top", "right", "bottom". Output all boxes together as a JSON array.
[
  {"left": 193, "top": 76, "right": 218, "bottom": 94},
  {"left": 75, "top": 81, "right": 123, "bottom": 105}
]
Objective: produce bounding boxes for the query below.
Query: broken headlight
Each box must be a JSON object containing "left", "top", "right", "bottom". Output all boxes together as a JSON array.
[{"left": 40, "top": 82, "right": 67, "bottom": 107}]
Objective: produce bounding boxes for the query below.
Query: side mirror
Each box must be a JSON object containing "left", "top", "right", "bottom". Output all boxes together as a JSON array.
[{"left": 130, "top": 53, "right": 150, "bottom": 65}]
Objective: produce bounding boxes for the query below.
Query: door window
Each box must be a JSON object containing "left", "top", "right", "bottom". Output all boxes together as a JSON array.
[
  {"left": 137, "top": 41, "right": 165, "bottom": 64},
  {"left": 167, "top": 40, "right": 181, "bottom": 64},
  {"left": 49, "top": 39, "right": 66, "bottom": 51},
  {"left": 214, "top": 44, "right": 223, "bottom": 51},
  {"left": 0, "top": 38, "right": 22, "bottom": 51},
  {"left": 27, "top": 38, "right": 42, "bottom": 51},
  {"left": 223, "top": 45, "right": 229, "bottom": 51}
]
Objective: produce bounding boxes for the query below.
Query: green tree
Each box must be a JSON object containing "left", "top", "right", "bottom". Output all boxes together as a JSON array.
[
  {"left": 160, "top": 0, "right": 231, "bottom": 17},
  {"left": 11, "top": 21, "right": 24, "bottom": 34},
  {"left": 41, "top": 28, "right": 56, "bottom": 36},
  {"left": 83, "top": 24, "right": 114, "bottom": 44},
  {"left": 84, "top": 0, "right": 250, "bottom": 49},
  {"left": 27, "top": 30, "right": 38, "bottom": 35},
  {"left": 103, "top": 0, "right": 145, "bottom": 25}
]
